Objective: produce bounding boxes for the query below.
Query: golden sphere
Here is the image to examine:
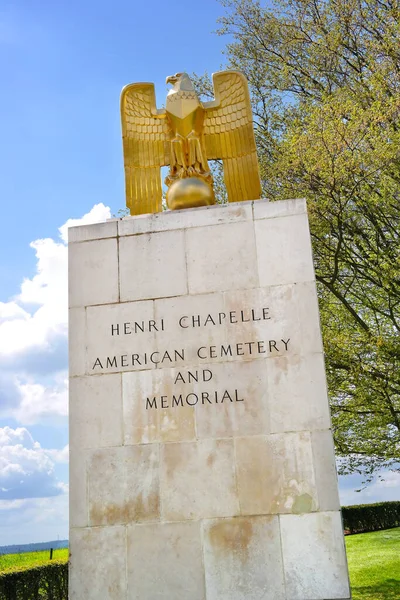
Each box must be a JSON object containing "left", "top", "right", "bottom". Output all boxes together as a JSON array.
[{"left": 166, "top": 177, "right": 215, "bottom": 211}]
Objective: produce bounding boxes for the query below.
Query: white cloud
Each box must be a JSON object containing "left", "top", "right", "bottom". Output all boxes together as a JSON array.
[
  {"left": 15, "top": 376, "right": 68, "bottom": 425},
  {"left": 19, "top": 238, "right": 67, "bottom": 307},
  {"left": 0, "top": 426, "right": 67, "bottom": 500},
  {"left": 0, "top": 426, "right": 35, "bottom": 448},
  {"left": 0, "top": 203, "right": 111, "bottom": 424},
  {"left": 46, "top": 444, "right": 69, "bottom": 464},
  {"left": 0, "top": 239, "right": 67, "bottom": 358},
  {"left": 0, "top": 301, "right": 29, "bottom": 322},
  {"left": 0, "top": 203, "right": 110, "bottom": 360}
]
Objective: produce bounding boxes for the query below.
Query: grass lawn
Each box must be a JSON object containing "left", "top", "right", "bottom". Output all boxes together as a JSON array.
[
  {"left": 346, "top": 527, "right": 400, "bottom": 599},
  {"left": 0, "top": 548, "right": 68, "bottom": 573}
]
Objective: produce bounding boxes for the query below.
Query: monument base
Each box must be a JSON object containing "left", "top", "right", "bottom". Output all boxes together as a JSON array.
[{"left": 68, "top": 198, "right": 351, "bottom": 600}]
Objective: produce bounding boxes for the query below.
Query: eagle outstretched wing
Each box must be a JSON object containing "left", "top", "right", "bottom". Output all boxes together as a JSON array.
[
  {"left": 121, "top": 83, "right": 171, "bottom": 215},
  {"left": 203, "top": 71, "right": 261, "bottom": 203}
]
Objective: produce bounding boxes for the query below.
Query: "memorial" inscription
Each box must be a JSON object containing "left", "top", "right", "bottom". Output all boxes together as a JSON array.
[{"left": 146, "top": 389, "right": 244, "bottom": 410}]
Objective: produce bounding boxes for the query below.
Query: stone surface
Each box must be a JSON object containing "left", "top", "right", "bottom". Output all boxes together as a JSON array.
[
  {"left": 203, "top": 516, "right": 285, "bottom": 600},
  {"left": 69, "top": 237, "right": 119, "bottom": 308},
  {"left": 295, "top": 280, "right": 324, "bottom": 354},
  {"left": 194, "top": 360, "right": 269, "bottom": 439},
  {"left": 280, "top": 511, "right": 351, "bottom": 599},
  {"left": 69, "top": 198, "right": 350, "bottom": 599},
  {"left": 119, "top": 200, "right": 253, "bottom": 236},
  {"left": 68, "top": 219, "right": 118, "bottom": 243},
  {"left": 127, "top": 522, "right": 205, "bottom": 600},
  {"left": 160, "top": 439, "right": 239, "bottom": 521},
  {"left": 122, "top": 368, "right": 196, "bottom": 444},
  {"left": 235, "top": 432, "right": 318, "bottom": 515},
  {"left": 87, "top": 445, "right": 159, "bottom": 526},
  {"left": 68, "top": 308, "right": 86, "bottom": 377},
  {"left": 312, "top": 430, "right": 341, "bottom": 511},
  {"left": 255, "top": 213, "right": 315, "bottom": 287},
  {"left": 186, "top": 220, "right": 258, "bottom": 294},
  {"left": 69, "top": 526, "right": 126, "bottom": 600},
  {"left": 268, "top": 353, "right": 331, "bottom": 433},
  {"left": 253, "top": 197, "right": 305, "bottom": 220},
  {"left": 69, "top": 449, "right": 88, "bottom": 528},
  {"left": 69, "top": 374, "right": 123, "bottom": 449},
  {"left": 119, "top": 230, "right": 187, "bottom": 301}
]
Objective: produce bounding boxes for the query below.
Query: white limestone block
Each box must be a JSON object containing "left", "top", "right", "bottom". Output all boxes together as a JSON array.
[
  {"left": 119, "top": 201, "right": 253, "bottom": 236},
  {"left": 69, "top": 238, "right": 119, "bottom": 307},
  {"left": 268, "top": 353, "right": 331, "bottom": 433},
  {"left": 296, "top": 280, "right": 324, "bottom": 353},
  {"left": 235, "top": 432, "right": 318, "bottom": 515},
  {"left": 69, "top": 526, "right": 126, "bottom": 600},
  {"left": 255, "top": 213, "right": 315, "bottom": 287},
  {"left": 69, "top": 374, "right": 122, "bottom": 449},
  {"left": 160, "top": 439, "right": 239, "bottom": 521},
  {"left": 280, "top": 511, "right": 351, "bottom": 599},
  {"left": 312, "top": 430, "right": 341, "bottom": 511},
  {"left": 127, "top": 522, "right": 205, "bottom": 599},
  {"left": 253, "top": 198, "right": 306, "bottom": 221},
  {"left": 69, "top": 449, "right": 88, "bottom": 528},
  {"left": 203, "top": 516, "right": 285, "bottom": 600},
  {"left": 87, "top": 445, "right": 159, "bottom": 526},
  {"left": 186, "top": 221, "right": 258, "bottom": 294},
  {"left": 68, "top": 307, "right": 86, "bottom": 377},
  {"left": 119, "top": 230, "right": 187, "bottom": 301},
  {"left": 68, "top": 220, "right": 118, "bottom": 243}
]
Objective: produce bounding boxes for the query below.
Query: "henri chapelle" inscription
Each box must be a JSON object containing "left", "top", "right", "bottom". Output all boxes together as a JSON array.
[
  {"left": 108, "top": 307, "right": 271, "bottom": 335},
  {"left": 90, "top": 304, "right": 292, "bottom": 410}
]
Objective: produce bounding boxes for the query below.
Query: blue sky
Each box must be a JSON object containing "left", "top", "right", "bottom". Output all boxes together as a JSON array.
[{"left": 0, "top": 0, "right": 398, "bottom": 546}]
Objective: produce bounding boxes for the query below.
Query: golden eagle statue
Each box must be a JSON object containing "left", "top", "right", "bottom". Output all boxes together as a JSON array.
[{"left": 120, "top": 71, "right": 261, "bottom": 215}]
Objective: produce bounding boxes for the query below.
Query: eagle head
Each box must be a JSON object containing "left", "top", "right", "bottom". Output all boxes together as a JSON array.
[
  {"left": 166, "top": 72, "right": 184, "bottom": 85},
  {"left": 166, "top": 72, "right": 195, "bottom": 93}
]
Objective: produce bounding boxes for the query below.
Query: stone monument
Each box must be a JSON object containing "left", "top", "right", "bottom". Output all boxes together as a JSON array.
[{"left": 68, "top": 72, "right": 351, "bottom": 599}]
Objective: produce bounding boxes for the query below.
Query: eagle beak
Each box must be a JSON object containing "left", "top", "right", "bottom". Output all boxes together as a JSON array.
[{"left": 166, "top": 75, "right": 177, "bottom": 85}]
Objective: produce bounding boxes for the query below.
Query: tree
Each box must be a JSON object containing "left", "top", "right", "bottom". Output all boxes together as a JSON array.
[{"left": 199, "top": 0, "right": 400, "bottom": 479}]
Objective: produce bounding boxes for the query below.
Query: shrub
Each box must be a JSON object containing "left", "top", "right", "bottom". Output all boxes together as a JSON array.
[
  {"left": 342, "top": 501, "right": 400, "bottom": 534},
  {"left": 0, "top": 560, "right": 68, "bottom": 600}
]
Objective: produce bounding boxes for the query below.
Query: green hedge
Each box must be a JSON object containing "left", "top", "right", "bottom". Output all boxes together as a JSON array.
[
  {"left": 342, "top": 501, "right": 400, "bottom": 534},
  {"left": 0, "top": 560, "right": 68, "bottom": 600}
]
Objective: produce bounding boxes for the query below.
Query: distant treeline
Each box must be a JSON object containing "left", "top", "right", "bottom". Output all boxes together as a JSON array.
[{"left": 0, "top": 540, "right": 68, "bottom": 556}]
